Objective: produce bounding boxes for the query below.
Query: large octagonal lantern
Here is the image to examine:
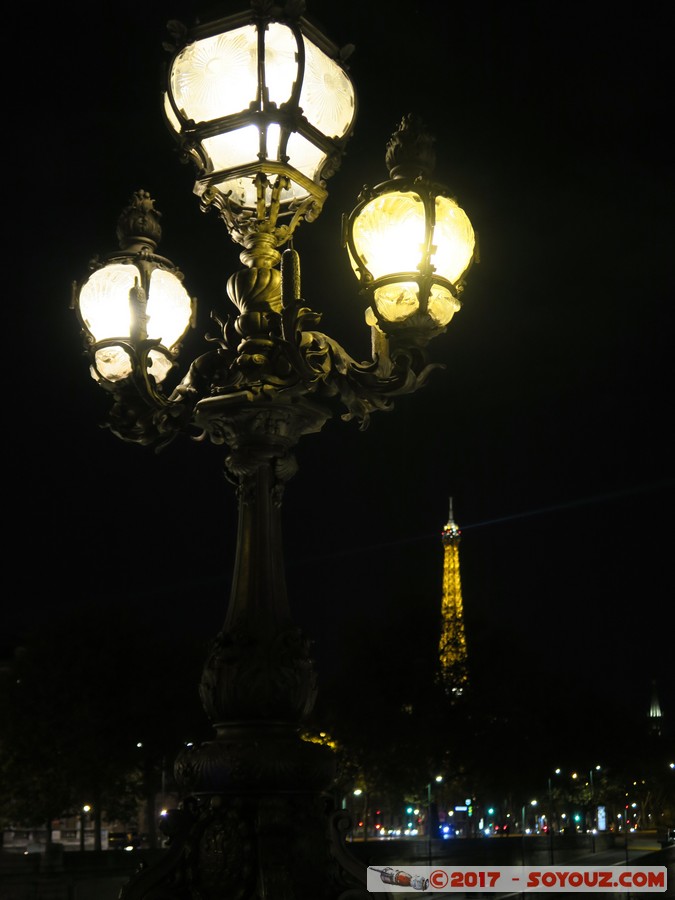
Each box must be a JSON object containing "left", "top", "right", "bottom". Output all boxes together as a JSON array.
[{"left": 163, "top": 5, "right": 357, "bottom": 241}]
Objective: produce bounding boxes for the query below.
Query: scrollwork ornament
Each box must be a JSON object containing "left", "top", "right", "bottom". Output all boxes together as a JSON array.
[{"left": 195, "top": 802, "right": 255, "bottom": 900}]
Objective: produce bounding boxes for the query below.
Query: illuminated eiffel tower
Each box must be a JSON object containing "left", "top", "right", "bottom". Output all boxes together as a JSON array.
[{"left": 438, "top": 498, "right": 469, "bottom": 698}]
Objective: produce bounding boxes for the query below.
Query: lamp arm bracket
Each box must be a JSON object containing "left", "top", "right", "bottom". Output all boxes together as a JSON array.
[
  {"left": 102, "top": 384, "right": 190, "bottom": 450},
  {"left": 277, "top": 290, "right": 444, "bottom": 428},
  {"left": 288, "top": 327, "right": 445, "bottom": 430},
  {"left": 95, "top": 295, "right": 446, "bottom": 447},
  {"left": 98, "top": 342, "right": 234, "bottom": 449}
]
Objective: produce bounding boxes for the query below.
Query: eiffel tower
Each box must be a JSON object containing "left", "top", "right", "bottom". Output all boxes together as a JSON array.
[{"left": 438, "top": 498, "right": 469, "bottom": 698}]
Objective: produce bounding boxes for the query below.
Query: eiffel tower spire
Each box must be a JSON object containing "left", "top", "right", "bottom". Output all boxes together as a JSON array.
[
  {"left": 649, "top": 679, "right": 663, "bottom": 737},
  {"left": 438, "top": 498, "right": 469, "bottom": 698}
]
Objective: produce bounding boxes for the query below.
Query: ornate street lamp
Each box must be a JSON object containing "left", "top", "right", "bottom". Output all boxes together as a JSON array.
[{"left": 71, "top": 2, "right": 476, "bottom": 897}]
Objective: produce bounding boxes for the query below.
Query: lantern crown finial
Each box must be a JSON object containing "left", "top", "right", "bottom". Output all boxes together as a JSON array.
[
  {"left": 385, "top": 114, "right": 436, "bottom": 180},
  {"left": 115, "top": 190, "right": 163, "bottom": 253},
  {"left": 250, "top": 0, "right": 306, "bottom": 19}
]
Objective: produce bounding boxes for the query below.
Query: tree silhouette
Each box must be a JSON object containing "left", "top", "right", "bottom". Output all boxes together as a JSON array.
[{"left": 0, "top": 601, "right": 207, "bottom": 847}]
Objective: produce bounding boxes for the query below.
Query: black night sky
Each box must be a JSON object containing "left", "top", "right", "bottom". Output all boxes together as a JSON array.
[{"left": 13, "top": 2, "right": 674, "bottom": 752}]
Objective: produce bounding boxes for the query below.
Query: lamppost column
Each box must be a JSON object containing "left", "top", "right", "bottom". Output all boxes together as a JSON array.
[
  {"left": 79, "top": 805, "right": 91, "bottom": 852},
  {"left": 123, "top": 445, "right": 352, "bottom": 897},
  {"left": 193, "top": 397, "right": 330, "bottom": 726},
  {"left": 547, "top": 780, "right": 554, "bottom": 863}
]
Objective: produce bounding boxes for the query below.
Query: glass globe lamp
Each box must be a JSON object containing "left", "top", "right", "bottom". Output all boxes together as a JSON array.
[
  {"left": 73, "top": 191, "right": 195, "bottom": 386},
  {"left": 345, "top": 115, "right": 476, "bottom": 341}
]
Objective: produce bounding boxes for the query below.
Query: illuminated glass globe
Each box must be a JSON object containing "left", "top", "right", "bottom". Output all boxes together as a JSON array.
[
  {"left": 73, "top": 191, "right": 195, "bottom": 386},
  {"left": 78, "top": 263, "right": 193, "bottom": 383},
  {"left": 345, "top": 116, "right": 475, "bottom": 338}
]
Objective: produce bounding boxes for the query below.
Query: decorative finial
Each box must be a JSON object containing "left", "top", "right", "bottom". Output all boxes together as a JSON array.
[
  {"left": 385, "top": 114, "right": 436, "bottom": 180},
  {"left": 116, "top": 190, "right": 163, "bottom": 252},
  {"left": 250, "top": 0, "right": 306, "bottom": 20}
]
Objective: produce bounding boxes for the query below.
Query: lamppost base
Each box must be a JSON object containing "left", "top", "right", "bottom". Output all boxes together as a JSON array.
[{"left": 120, "top": 788, "right": 371, "bottom": 899}]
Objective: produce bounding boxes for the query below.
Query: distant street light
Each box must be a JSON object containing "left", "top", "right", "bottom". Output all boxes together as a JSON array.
[
  {"left": 547, "top": 767, "right": 562, "bottom": 837},
  {"left": 521, "top": 799, "right": 537, "bottom": 835},
  {"left": 589, "top": 764, "right": 601, "bottom": 799},
  {"left": 79, "top": 805, "right": 91, "bottom": 852},
  {"left": 353, "top": 788, "right": 368, "bottom": 843},
  {"left": 588, "top": 765, "right": 601, "bottom": 830},
  {"left": 427, "top": 775, "right": 443, "bottom": 862}
]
